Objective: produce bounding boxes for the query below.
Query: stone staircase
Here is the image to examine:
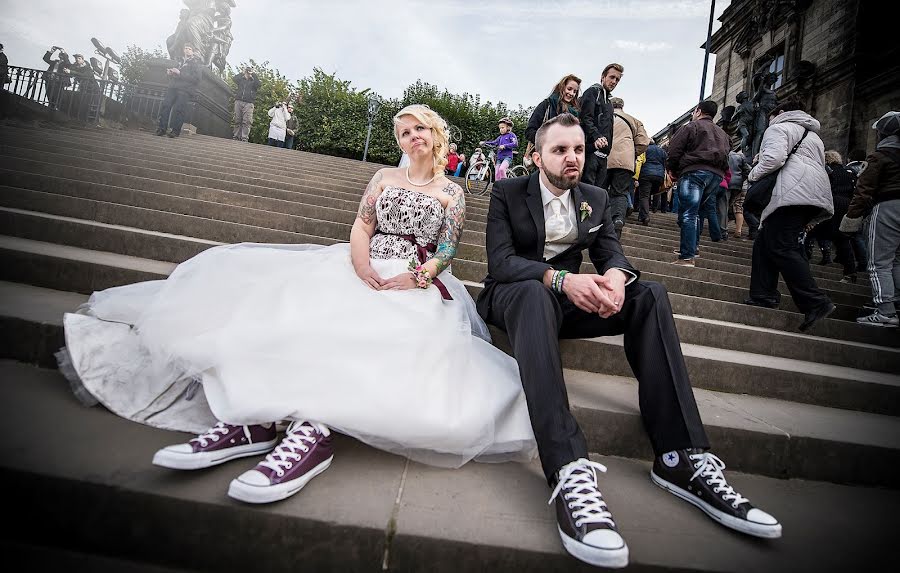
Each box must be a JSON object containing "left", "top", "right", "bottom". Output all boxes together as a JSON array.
[{"left": 0, "top": 121, "right": 898, "bottom": 572}]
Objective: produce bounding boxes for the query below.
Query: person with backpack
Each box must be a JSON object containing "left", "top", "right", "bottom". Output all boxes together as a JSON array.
[
  {"left": 579, "top": 63, "right": 622, "bottom": 186},
  {"left": 606, "top": 97, "right": 649, "bottom": 237},
  {"left": 842, "top": 111, "right": 900, "bottom": 327},
  {"left": 638, "top": 139, "right": 668, "bottom": 226},
  {"left": 524, "top": 74, "right": 581, "bottom": 147}
]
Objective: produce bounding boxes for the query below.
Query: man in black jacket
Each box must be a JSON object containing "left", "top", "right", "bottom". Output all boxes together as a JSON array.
[
  {"left": 578, "top": 63, "right": 622, "bottom": 187},
  {"left": 477, "top": 113, "right": 781, "bottom": 568},
  {"left": 156, "top": 43, "right": 203, "bottom": 138},
  {"left": 232, "top": 66, "right": 260, "bottom": 141}
]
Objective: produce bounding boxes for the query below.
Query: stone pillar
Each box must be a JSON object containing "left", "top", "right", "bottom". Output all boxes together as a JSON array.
[{"left": 133, "top": 58, "right": 232, "bottom": 138}]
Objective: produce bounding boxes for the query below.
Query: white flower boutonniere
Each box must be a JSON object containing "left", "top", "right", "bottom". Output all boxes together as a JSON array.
[{"left": 579, "top": 201, "right": 593, "bottom": 222}]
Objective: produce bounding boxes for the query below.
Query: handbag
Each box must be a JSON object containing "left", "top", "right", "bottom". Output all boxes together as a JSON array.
[
  {"left": 523, "top": 103, "right": 552, "bottom": 168},
  {"left": 744, "top": 129, "right": 809, "bottom": 216}
]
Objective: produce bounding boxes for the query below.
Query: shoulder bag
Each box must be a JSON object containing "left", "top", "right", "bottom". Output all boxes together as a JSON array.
[{"left": 744, "top": 128, "right": 809, "bottom": 216}]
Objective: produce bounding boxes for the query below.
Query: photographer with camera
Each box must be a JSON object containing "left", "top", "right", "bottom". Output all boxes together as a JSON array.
[
  {"left": 267, "top": 101, "right": 291, "bottom": 147},
  {"left": 156, "top": 43, "right": 203, "bottom": 138},
  {"left": 42, "top": 46, "right": 72, "bottom": 109},
  {"left": 232, "top": 66, "right": 260, "bottom": 142}
]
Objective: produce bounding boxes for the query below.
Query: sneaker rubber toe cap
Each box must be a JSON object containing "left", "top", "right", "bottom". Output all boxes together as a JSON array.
[
  {"left": 746, "top": 508, "right": 779, "bottom": 526},
  {"left": 235, "top": 469, "right": 272, "bottom": 487},
  {"left": 161, "top": 443, "right": 193, "bottom": 454},
  {"left": 582, "top": 529, "right": 626, "bottom": 550}
]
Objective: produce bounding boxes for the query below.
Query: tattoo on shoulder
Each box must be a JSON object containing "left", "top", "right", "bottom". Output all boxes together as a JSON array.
[{"left": 357, "top": 170, "right": 384, "bottom": 225}]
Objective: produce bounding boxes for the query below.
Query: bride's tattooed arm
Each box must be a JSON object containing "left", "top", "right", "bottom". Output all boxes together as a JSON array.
[
  {"left": 432, "top": 182, "right": 466, "bottom": 275},
  {"left": 351, "top": 170, "right": 386, "bottom": 289},
  {"left": 356, "top": 170, "right": 384, "bottom": 226}
]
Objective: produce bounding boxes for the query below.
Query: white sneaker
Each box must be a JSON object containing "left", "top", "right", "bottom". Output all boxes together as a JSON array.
[{"left": 856, "top": 310, "right": 899, "bottom": 328}]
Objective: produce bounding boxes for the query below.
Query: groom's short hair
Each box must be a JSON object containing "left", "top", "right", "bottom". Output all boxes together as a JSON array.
[{"left": 535, "top": 113, "right": 582, "bottom": 154}]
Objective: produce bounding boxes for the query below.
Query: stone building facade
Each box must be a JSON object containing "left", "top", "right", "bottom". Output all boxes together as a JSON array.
[{"left": 656, "top": 0, "right": 899, "bottom": 158}]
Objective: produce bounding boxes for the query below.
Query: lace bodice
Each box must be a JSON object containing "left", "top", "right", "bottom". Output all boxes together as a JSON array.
[{"left": 370, "top": 186, "right": 445, "bottom": 260}]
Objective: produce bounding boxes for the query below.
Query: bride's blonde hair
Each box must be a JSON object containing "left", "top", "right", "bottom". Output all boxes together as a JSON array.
[{"left": 393, "top": 104, "right": 449, "bottom": 177}]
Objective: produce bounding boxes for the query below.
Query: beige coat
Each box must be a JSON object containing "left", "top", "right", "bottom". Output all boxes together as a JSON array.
[{"left": 607, "top": 110, "right": 650, "bottom": 172}]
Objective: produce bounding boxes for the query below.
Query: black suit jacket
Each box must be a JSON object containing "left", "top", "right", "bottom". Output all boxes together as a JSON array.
[{"left": 476, "top": 172, "right": 640, "bottom": 319}]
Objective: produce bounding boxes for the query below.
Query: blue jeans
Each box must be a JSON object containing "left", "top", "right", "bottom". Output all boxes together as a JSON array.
[
  {"left": 283, "top": 135, "right": 295, "bottom": 150},
  {"left": 697, "top": 185, "right": 725, "bottom": 244},
  {"left": 677, "top": 170, "right": 723, "bottom": 258}
]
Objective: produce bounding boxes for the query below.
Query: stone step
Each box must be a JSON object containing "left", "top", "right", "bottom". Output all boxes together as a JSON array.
[
  {"left": 4, "top": 203, "right": 893, "bottom": 351},
  {"left": 3, "top": 273, "right": 897, "bottom": 419},
  {"left": 0, "top": 122, "right": 387, "bottom": 185},
  {"left": 1, "top": 541, "right": 193, "bottom": 573},
  {"left": 0, "top": 140, "right": 852, "bottom": 288},
  {"left": 0, "top": 168, "right": 867, "bottom": 317},
  {"left": 1, "top": 360, "right": 896, "bottom": 572},
  {"left": 4, "top": 233, "right": 895, "bottom": 376},
  {"left": 3, "top": 124, "right": 470, "bottom": 211}
]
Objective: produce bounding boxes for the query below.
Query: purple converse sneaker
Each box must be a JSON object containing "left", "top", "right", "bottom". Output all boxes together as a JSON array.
[
  {"left": 228, "top": 421, "right": 333, "bottom": 504},
  {"left": 651, "top": 449, "right": 782, "bottom": 539},
  {"left": 152, "top": 422, "right": 278, "bottom": 470}
]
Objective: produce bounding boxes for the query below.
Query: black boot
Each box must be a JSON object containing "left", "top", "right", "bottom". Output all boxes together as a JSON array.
[{"left": 819, "top": 246, "right": 833, "bottom": 265}]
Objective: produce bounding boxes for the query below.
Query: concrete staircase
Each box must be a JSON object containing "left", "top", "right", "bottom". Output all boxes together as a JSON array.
[{"left": 0, "top": 121, "right": 898, "bottom": 572}]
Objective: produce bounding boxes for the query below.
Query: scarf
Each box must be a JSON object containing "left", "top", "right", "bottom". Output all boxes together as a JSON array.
[{"left": 876, "top": 134, "right": 900, "bottom": 151}]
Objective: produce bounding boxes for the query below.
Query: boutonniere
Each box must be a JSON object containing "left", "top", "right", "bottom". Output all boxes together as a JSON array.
[{"left": 579, "top": 201, "right": 593, "bottom": 222}]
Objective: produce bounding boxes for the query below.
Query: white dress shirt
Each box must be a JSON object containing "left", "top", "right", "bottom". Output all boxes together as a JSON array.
[
  {"left": 539, "top": 176, "right": 637, "bottom": 285},
  {"left": 540, "top": 177, "right": 578, "bottom": 260}
]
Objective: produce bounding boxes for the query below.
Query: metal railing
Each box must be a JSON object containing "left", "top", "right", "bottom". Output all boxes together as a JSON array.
[{"left": 3, "top": 65, "right": 167, "bottom": 125}]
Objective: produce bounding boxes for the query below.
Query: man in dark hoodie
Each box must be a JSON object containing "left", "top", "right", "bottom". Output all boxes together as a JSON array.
[
  {"left": 156, "top": 43, "right": 203, "bottom": 138},
  {"left": 578, "top": 63, "right": 622, "bottom": 187}
]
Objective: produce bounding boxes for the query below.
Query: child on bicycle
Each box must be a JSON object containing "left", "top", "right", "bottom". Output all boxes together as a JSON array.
[{"left": 480, "top": 117, "right": 518, "bottom": 180}]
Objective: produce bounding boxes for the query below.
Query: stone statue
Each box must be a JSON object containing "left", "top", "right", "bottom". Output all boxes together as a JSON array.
[
  {"left": 751, "top": 71, "right": 779, "bottom": 158},
  {"left": 165, "top": 0, "right": 217, "bottom": 63},
  {"left": 208, "top": 0, "right": 236, "bottom": 74},
  {"left": 733, "top": 91, "right": 754, "bottom": 157}
]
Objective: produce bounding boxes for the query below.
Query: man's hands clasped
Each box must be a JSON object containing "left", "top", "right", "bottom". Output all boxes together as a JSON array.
[{"left": 560, "top": 268, "right": 627, "bottom": 318}]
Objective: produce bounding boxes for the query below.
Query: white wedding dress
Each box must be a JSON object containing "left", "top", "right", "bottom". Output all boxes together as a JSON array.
[{"left": 60, "top": 186, "right": 537, "bottom": 467}]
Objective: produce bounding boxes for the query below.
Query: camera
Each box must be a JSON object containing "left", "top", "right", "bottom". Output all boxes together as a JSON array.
[{"left": 275, "top": 103, "right": 282, "bottom": 108}]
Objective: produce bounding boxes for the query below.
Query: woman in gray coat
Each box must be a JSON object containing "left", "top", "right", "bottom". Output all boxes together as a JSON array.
[{"left": 744, "top": 101, "right": 835, "bottom": 331}]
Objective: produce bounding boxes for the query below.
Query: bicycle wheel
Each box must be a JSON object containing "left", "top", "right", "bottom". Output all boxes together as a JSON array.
[
  {"left": 465, "top": 162, "right": 493, "bottom": 196},
  {"left": 508, "top": 165, "right": 530, "bottom": 179}
]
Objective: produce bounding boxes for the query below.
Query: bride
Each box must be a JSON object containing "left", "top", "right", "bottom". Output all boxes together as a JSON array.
[{"left": 60, "top": 104, "right": 537, "bottom": 504}]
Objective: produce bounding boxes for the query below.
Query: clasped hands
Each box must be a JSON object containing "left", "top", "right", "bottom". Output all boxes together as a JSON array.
[
  {"left": 559, "top": 268, "right": 627, "bottom": 318},
  {"left": 356, "top": 265, "right": 417, "bottom": 291}
]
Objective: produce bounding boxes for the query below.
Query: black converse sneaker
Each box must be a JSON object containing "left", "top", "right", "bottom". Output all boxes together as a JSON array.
[
  {"left": 651, "top": 449, "right": 782, "bottom": 539},
  {"left": 549, "top": 458, "right": 628, "bottom": 568}
]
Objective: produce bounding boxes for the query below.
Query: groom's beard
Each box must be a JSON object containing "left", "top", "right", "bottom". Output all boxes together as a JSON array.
[{"left": 543, "top": 163, "right": 582, "bottom": 191}]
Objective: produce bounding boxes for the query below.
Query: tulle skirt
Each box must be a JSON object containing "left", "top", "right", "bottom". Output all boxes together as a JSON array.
[{"left": 62, "top": 243, "right": 537, "bottom": 467}]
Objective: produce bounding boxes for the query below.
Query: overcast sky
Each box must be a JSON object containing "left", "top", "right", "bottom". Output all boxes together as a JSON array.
[{"left": 0, "top": 0, "right": 729, "bottom": 136}]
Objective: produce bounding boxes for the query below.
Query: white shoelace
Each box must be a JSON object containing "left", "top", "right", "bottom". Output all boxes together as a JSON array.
[
  {"left": 190, "top": 421, "right": 233, "bottom": 447},
  {"left": 689, "top": 452, "right": 749, "bottom": 509},
  {"left": 258, "top": 423, "right": 319, "bottom": 478},
  {"left": 548, "top": 459, "right": 615, "bottom": 528}
]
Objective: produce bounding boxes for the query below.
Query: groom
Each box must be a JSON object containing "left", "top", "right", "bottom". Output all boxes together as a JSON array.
[{"left": 476, "top": 113, "right": 781, "bottom": 568}]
